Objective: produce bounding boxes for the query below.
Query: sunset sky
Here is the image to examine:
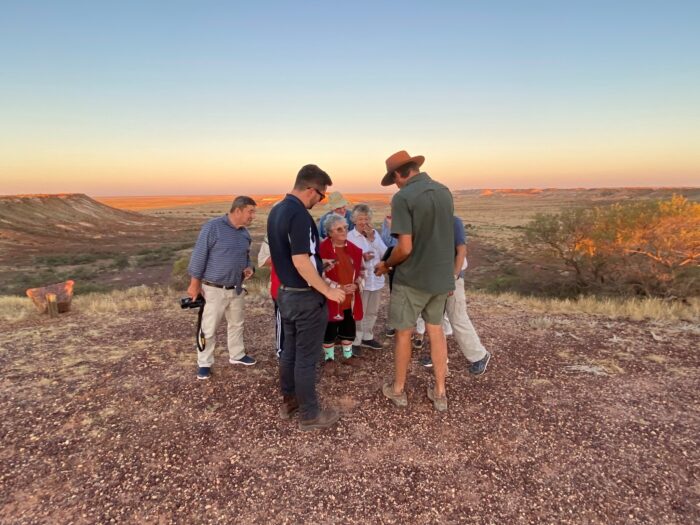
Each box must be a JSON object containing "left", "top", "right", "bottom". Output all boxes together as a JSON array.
[{"left": 1, "top": 1, "right": 699, "bottom": 195}]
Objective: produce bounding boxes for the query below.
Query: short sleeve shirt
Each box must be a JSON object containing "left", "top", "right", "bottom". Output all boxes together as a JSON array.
[
  {"left": 267, "top": 194, "right": 322, "bottom": 287},
  {"left": 391, "top": 172, "right": 455, "bottom": 294}
]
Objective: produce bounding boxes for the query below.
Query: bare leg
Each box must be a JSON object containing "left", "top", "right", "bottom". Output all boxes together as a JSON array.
[
  {"left": 426, "top": 323, "right": 447, "bottom": 396},
  {"left": 393, "top": 328, "right": 413, "bottom": 393}
]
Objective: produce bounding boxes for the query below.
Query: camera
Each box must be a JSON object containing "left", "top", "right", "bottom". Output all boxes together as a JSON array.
[{"left": 180, "top": 295, "right": 205, "bottom": 309}]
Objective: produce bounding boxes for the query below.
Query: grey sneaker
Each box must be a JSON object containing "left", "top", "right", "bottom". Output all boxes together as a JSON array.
[
  {"left": 426, "top": 386, "right": 448, "bottom": 412},
  {"left": 469, "top": 352, "right": 491, "bottom": 376},
  {"left": 382, "top": 382, "right": 408, "bottom": 407}
]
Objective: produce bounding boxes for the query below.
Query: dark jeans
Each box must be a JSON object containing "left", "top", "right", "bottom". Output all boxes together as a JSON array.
[
  {"left": 273, "top": 299, "right": 284, "bottom": 358},
  {"left": 277, "top": 288, "right": 327, "bottom": 420}
]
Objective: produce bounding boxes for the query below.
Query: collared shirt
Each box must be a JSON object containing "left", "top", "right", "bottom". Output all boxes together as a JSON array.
[
  {"left": 188, "top": 215, "right": 251, "bottom": 293},
  {"left": 347, "top": 228, "right": 387, "bottom": 291},
  {"left": 318, "top": 209, "right": 354, "bottom": 239},
  {"left": 268, "top": 194, "right": 322, "bottom": 288},
  {"left": 391, "top": 172, "right": 455, "bottom": 294}
]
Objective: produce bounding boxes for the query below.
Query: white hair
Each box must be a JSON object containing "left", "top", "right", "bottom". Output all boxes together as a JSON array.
[{"left": 324, "top": 213, "right": 348, "bottom": 233}]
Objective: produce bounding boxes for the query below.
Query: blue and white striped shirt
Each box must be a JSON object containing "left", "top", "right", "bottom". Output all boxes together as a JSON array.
[{"left": 188, "top": 215, "right": 251, "bottom": 292}]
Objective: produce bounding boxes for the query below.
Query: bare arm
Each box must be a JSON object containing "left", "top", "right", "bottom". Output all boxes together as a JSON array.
[
  {"left": 385, "top": 234, "right": 412, "bottom": 267},
  {"left": 292, "top": 254, "right": 345, "bottom": 302},
  {"left": 187, "top": 277, "right": 202, "bottom": 299}
]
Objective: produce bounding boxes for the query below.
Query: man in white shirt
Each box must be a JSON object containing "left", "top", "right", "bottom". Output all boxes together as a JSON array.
[{"left": 347, "top": 204, "right": 387, "bottom": 350}]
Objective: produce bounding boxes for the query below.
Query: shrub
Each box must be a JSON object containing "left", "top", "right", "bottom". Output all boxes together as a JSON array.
[
  {"left": 524, "top": 196, "right": 700, "bottom": 297},
  {"left": 171, "top": 254, "right": 191, "bottom": 289}
]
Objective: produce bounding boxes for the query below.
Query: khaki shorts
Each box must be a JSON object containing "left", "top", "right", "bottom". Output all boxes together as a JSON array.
[{"left": 389, "top": 283, "right": 449, "bottom": 330}]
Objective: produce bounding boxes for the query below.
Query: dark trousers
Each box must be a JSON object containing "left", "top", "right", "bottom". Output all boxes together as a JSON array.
[{"left": 277, "top": 289, "right": 327, "bottom": 420}]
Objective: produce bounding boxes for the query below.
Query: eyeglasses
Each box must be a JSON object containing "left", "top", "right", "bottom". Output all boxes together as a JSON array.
[
  {"left": 309, "top": 187, "right": 326, "bottom": 200},
  {"left": 332, "top": 226, "right": 348, "bottom": 232}
]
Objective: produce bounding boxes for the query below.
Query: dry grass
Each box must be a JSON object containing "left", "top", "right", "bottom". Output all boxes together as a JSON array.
[
  {"left": 73, "top": 285, "right": 156, "bottom": 315},
  {"left": 479, "top": 291, "right": 700, "bottom": 322},
  {"left": 0, "top": 296, "right": 36, "bottom": 323}
]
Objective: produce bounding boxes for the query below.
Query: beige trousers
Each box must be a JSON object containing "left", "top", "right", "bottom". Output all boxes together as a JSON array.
[
  {"left": 445, "top": 278, "right": 487, "bottom": 363},
  {"left": 197, "top": 284, "right": 246, "bottom": 367},
  {"left": 353, "top": 288, "right": 382, "bottom": 345}
]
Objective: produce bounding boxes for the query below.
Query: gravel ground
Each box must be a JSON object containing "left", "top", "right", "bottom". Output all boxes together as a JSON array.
[{"left": 1, "top": 290, "right": 699, "bottom": 524}]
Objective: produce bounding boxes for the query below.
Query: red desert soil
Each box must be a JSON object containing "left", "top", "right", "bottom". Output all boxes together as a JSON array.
[{"left": 1, "top": 290, "right": 698, "bottom": 524}]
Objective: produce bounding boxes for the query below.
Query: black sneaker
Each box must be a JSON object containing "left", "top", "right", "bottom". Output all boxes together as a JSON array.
[
  {"left": 197, "top": 367, "right": 211, "bottom": 380},
  {"left": 469, "top": 352, "right": 491, "bottom": 376},
  {"left": 412, "top": 336, "right": 424, "bottom": 350},
  {"left": 419, "top": 356, "right": 449, "bottom": 368},
  {"left": 361, "top": 339, "right": 382, "bottom": 350},
  {"left": 385, "top": 328, "right": 396, "bottom": 338}
]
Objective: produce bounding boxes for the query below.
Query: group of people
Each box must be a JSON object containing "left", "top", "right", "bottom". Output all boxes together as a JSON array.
[{"left": 186, "top": 150, "right": 491, "bottom": 431}]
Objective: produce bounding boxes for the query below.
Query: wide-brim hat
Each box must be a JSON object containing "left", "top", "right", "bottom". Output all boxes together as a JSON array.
[
  {"left": 326, "top": 191, "right": 350, "bottom": 210},
  {"left": 382, "top": 150, "right": 425, "bottom": 186}
]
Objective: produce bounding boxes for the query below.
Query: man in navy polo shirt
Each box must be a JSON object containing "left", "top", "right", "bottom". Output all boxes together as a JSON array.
[
  {"left": 187, "top": 196, "right": 258, "bottom": 380},
  {"left": 268, "top": 164, "right": 346, "bottom": 431}
]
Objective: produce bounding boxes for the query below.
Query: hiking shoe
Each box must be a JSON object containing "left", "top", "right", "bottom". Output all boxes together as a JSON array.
[
  {"left": 197, "top": 367, "right": 211, "bottom": 380},
  {"left": 361, "top": 339, "right": 383, "bottom": 350},
  {"left": 279, "top": 395, "right": 299, "bottom": 420},
  {"left": 299, "top": 408, "right": 341, "bottom": 431},
  {"left": 427, "top": 386, "right": 448, "bottom": 412},
  {"left": 230, "top": 355, "right": 256, "bottom": 366},
  {"left": 382, "top": 382, "right": 408, "bottom": 407},
  {"left": 469, "top": 352, "right": 491, "bottom": 376},
  {"left": 385, "top": 328, "right": 396, "bottom": 338},
  {"left": 412, "top": 336, "right": 424, "bottom": 350}
]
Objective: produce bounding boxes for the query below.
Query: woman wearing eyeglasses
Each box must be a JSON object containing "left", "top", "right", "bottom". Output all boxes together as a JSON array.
[{"left": 319, "top": 213, "right": 364, "bottom": 369}]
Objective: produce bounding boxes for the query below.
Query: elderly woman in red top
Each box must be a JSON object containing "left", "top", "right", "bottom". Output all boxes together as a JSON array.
[{"left": 320, "top": 214, "right": 364, "bottom": 366}]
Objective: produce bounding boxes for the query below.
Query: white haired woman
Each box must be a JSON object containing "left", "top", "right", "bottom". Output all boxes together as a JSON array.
[
  {"left": 347, "top": 203, "right": 387, "bottom": 350},
  {"left": 319, "top": 214, "right": 364, "bottom": 366}
]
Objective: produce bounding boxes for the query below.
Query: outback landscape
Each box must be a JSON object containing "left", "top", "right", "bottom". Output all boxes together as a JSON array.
[{"left": 1, "top": 189, "right": 699, "bottom": 523}]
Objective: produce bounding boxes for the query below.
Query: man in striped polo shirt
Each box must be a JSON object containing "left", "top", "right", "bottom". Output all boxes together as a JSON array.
[{"left": 187, "top": 196, "right": 258, "bottom": 380}]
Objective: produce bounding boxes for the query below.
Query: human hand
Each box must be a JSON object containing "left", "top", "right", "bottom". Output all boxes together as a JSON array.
[
  {"left": 374, "top": 261, "right": 389, "bottom": 277},
  {"left": 343, "top": 283, "right": 357, "bottom": 294},
  {"left": 243, "top": 267, "right": 254, "bottom": 280},
  {"left": 362, "top": 251, "right": 374, "bottom": 262},
  {"left": 325, "top": 287, "right": 346, "bottom": 303},
  {"left": 187, "top": 281, "right": 202, "bottom": 300}
]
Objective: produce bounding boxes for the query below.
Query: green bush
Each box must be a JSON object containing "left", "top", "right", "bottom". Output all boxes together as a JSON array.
[{"left": 524, "top": 196, "right": 700, "bottom": 297}]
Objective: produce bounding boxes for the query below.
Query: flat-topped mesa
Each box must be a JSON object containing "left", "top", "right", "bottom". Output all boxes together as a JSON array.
[{"left": 0, "top": 193, "right": 158, "bottom": 230}]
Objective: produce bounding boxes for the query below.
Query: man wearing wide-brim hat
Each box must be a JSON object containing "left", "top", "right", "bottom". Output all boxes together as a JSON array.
[
  {"left": 317, "top": 191, "right": 355, "bottom": 239},
  {"left": 375, "top": 150, "right": 455, "bottom": 412}
]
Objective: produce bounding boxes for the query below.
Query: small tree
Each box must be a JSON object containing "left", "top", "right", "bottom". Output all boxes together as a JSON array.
[{"left": 524, "top": 196, "right": 700, "bottom": 297}]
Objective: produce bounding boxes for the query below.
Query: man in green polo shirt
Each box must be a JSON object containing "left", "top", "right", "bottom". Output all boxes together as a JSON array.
[{"left": 375, "top": 150, "right": 455, "bottom": 411}]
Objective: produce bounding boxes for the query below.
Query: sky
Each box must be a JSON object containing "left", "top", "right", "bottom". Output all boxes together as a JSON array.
[{"left": 1, "top": 1, "right": 699, "bottom": 195}]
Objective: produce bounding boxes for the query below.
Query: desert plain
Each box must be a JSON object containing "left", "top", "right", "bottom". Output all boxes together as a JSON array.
[{"left": 0, "top": 188, "right": 698, "bottom": 523}]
